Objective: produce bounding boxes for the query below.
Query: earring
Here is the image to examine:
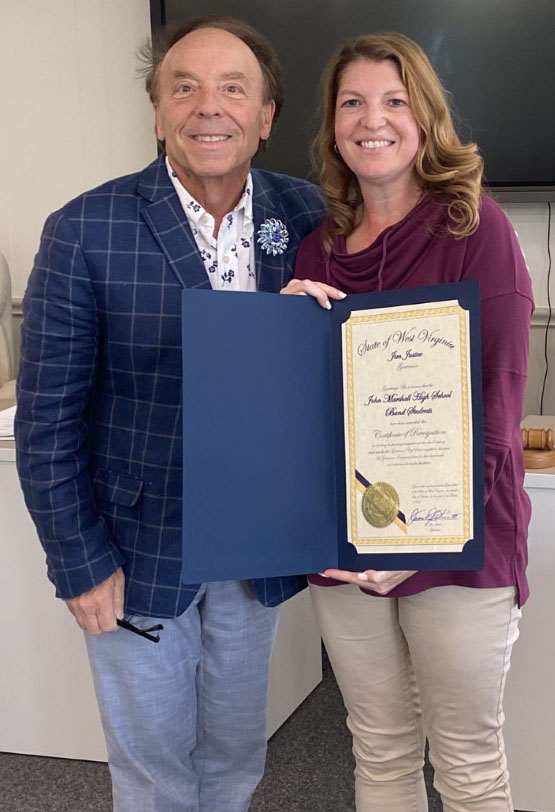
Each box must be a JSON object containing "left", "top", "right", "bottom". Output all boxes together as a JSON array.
[{"left": 333, "top": 141, "right": 339, "bottom": 154}]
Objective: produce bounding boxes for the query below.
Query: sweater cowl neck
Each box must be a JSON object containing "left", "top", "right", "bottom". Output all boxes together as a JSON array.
[{"left": 327, "top": 194, "right": 448, "bottom": 293}]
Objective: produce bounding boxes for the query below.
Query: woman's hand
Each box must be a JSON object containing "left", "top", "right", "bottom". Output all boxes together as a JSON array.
[
  {"left": 320, "top": 568, "right": 416, "bottom": 595},
  {"left": 280, "top": 278, "right": 346, "bottom": 310}
]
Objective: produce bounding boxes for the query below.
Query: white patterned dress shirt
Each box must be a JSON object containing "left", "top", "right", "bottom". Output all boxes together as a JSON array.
[{"left": 166, "top": 157, "right": 256, "bottom": 292}]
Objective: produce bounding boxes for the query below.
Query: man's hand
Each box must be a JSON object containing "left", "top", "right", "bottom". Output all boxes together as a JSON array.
[
  {"left": 320, "top": 568, "right": 416, "bottom": 595},
  {"left": 280, "top": 279, "right": 346, "bottom": 310},
  {"left": 65, "top": 568, "right": 125, "bottom": 635}
]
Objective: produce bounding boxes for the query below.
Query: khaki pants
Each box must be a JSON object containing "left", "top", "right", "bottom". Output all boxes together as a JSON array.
[{"left": 310, "top": 583, "right": 521, "bottom": 812}]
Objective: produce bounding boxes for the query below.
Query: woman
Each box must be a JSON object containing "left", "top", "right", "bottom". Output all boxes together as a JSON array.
[{"left": 282, "top": 33, "right": 533, "bottom": 812}]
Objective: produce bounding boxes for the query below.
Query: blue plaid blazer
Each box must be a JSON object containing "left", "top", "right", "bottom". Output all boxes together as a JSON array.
[{"left": 15, "top": 154, "right": 327, "bottom": 617}]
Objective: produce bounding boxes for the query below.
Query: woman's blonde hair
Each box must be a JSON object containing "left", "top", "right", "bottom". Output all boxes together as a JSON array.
[{"left": 314, "top": 32, "right": 484, "bottom": 247}]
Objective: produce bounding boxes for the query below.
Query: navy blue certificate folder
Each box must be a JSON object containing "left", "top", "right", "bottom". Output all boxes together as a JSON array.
[{"left": 181, "top": 282, "right": 484, "bottom": 583}]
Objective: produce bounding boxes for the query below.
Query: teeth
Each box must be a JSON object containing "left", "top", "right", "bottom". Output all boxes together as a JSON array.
[
  {"left": 359, "top": 140, "right": 392, "bottom": 148},
  {"left": 193, "top": 135, "right": 230, "bottom": 142}
]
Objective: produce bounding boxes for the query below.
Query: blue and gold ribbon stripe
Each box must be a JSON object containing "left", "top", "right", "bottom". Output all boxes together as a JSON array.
[{"left": 355, "top": 470, "right": 408, "bottom": 534}]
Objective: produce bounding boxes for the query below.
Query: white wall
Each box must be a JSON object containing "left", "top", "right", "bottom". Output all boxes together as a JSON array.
[
  {"left": 502, "top": 203, "right": 555, "bottom": 417},
  {"left": 0, "top": 0, "right": 157, "bottom": 299}
]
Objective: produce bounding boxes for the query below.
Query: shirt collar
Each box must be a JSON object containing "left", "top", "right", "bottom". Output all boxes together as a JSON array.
[{"left": 165, "top": 156, "right": 253, "bottom": 227}]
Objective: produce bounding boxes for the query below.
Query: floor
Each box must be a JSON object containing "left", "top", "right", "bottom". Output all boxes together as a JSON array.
[{"left": 0, "top": 651, "right": 442, "bottom": 812}]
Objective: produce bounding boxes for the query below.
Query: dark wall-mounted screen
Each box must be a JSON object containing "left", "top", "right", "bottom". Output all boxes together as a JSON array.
[{"left": 157, "top": 0, "right": 555, "bottom": 193}]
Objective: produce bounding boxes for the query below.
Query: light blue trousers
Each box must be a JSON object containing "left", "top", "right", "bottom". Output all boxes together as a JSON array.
[{"left": 85, "top": 580, "right": 279, "bottom": 812}]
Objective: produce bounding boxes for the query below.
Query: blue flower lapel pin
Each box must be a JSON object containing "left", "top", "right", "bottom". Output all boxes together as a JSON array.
[{"left": 257, "top": 218, "right": 289, "bottom": 256}]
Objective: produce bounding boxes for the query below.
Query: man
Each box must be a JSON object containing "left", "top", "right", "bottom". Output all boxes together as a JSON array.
[{"left": 15, "top": 16, "right": 327, "bottom": 812}]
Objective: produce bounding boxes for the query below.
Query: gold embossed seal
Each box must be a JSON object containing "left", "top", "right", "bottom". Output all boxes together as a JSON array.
[{"left": 362, "top": 482, "right": 400, "bottom": 528}]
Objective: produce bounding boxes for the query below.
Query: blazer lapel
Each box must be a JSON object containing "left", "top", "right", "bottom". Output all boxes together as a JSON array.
[
  {"left": 138, "top": 159, "right": 295, "bottom": 293},
  {"left": 252, "top": 171, "right": 293, "bottom": 294},
  {"left": 138, "top": 156, "right": 210, "bottom": 291}
]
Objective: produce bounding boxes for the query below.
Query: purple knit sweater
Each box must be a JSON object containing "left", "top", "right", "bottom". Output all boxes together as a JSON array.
[{"left": 295, "top": 194, "right": 534, "bottom": 605}]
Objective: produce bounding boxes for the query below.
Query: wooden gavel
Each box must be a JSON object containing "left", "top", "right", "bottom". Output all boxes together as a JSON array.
[{"left": 521, "top": 427, "right": 554, "bottom": 450}]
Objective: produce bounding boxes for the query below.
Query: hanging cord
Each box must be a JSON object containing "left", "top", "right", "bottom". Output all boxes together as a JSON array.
[{"left": 539, "top": 201, "right": 552, "bottom": 415}]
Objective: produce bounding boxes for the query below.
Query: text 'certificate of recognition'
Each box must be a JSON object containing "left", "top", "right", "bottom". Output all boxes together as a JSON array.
[{"left": 343, "top": 300, "right": 473, "bottom": 554}]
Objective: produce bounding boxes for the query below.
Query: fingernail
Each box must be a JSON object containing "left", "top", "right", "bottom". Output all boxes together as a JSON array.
[
  {"left": 325, "top": 301, "right": 332, "bottom": 310},
  {"left": 318, "top": 573, "right": 331, "bottom": 578},
  {"left": 339, "top": 291, "right": 347, "bottom": 298},
  {"left": 357, "top": 573, "right": 369, "bottom": 581}
]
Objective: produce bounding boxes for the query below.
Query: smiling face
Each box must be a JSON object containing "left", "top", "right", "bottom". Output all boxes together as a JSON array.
[
  {"left": 334, "top": 58, "right": 420, "bottom": 195},
  {"left": 155, "top": 27, "right": 275, "bottom": 202}
]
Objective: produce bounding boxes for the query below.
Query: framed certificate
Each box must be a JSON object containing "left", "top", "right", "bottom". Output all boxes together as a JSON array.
[
  {"left": 180, "top": 282, "right": 483, "bottom": 583},
  {"left": 343, "top": 300, "right": 473, "bottom": 554}
]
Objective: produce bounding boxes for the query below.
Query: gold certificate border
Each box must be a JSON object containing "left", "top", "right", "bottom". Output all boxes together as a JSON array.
[{"left": 345, "top": 305, "right": 471, "bottom": 547}]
